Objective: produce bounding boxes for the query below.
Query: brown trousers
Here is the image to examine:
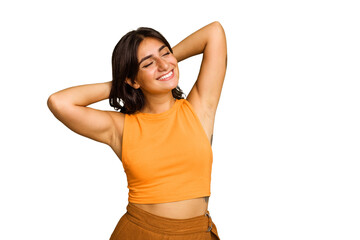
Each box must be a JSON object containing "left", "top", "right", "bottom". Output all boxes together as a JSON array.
[{"left": 110, "top": 202, "right": 220, "bottom": 240}]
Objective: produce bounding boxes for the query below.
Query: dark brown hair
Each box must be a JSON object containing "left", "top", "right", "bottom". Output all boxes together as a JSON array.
[{"left": 109, "top": 27, "right": 185, "bottom": 114}]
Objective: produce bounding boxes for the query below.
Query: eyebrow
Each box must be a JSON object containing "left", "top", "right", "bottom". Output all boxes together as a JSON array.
[{"left": 139, "top": 45, "right": 167, "bottom": 65}]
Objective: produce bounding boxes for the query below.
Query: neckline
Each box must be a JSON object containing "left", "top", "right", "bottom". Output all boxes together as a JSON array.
[{"left": 136, "top": 99, "right": 182, "bottom": 119}]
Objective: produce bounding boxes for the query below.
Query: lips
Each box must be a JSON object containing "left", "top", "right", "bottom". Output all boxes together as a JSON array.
[{"left": 157, "top": 70, "right": 174, "bottom": 81}]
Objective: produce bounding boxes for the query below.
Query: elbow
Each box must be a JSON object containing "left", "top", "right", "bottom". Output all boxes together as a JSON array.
[
  {"left": 209, "top": 21, "right": 227, "bottom": 60},
  {"left": 47, "top": 94, "right": 57, "bottom": 113},
  {"left": 47, "top": 93, "right": 64, "bottom": 114},
  {"left": 47, "top": 94, "right": 71, "bottom": 121},
  {"left": 211, "top": 21, "right": 225, "bottom": 33},
  {"left": 211, "top": 21, "right": 222, "bottom": 27},
  {"left": 209, "top": 21, "right": 226, "bottom": 42}
]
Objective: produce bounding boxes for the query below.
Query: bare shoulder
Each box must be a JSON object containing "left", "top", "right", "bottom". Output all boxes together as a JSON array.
[{"left": 107, "top": 111, "right": 125, "bottom": 161}]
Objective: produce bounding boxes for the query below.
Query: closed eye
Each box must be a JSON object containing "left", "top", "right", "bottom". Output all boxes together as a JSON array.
[{"left": 143, "top": 62, "right": 153, "bottom": 68}]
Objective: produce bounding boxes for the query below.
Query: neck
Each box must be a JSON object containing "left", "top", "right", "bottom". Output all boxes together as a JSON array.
[{"left": 141, "top": 93, "right": 176, "bottom": 114}]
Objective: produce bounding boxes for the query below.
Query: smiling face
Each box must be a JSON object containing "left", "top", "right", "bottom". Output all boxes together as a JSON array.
[{"left": 127, "top": 37, "right": 179, "bottom": 96}]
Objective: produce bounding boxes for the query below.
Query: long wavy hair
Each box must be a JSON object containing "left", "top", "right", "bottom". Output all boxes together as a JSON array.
[{"left": 109, "top": 27, "right": 185, "bottom": 114}]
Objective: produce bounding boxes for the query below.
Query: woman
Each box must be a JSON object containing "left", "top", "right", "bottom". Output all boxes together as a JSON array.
[{"left": 47, "top": 21, "right": 227, "bottom": 239}]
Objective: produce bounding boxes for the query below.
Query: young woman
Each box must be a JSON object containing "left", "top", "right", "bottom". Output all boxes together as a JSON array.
[{"left": 47, "top": 21, "right": 227, "bottom": 239}]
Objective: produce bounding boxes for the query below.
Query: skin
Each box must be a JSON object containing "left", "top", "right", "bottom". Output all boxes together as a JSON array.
[
  {"left": 47, "top": 21, "right": 227, "bottom": 219},
  {"left": 125, "top": 37, "right": 180, "bottom": 114}
]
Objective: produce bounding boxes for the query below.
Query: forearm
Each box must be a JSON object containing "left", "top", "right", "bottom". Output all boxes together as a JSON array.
[
  {"left": 48, "top": 81, "right": 112, "bottom": 107},
  {"left": 172, "top": 21, "right": 225, "bottom": 62}
]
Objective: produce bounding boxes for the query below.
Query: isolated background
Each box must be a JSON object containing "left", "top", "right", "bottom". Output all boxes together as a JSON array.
[{"left": 1, "top": 0, "right": 359, "bottom": 239}]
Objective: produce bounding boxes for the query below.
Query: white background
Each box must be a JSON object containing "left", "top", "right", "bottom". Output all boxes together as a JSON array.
[{"left": 1, "top": 0, "right": 359, "bottom": 239}]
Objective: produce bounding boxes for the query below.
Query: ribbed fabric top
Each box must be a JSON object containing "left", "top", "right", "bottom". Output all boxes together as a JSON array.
[{"left": 121, "top": 99, "right": 213, "bottom": 204}]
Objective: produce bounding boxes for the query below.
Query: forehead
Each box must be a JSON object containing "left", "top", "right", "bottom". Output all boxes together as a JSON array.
[{"left": 137, "top": 37, "right": 166, "bottom": 59}]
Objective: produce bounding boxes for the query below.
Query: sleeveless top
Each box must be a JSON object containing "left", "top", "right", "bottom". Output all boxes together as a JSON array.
[{"left": 121, "top": 99, "right": 213, "bottom": 204}]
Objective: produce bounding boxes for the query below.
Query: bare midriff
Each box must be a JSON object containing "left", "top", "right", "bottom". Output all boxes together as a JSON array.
[{"left": 131, "top": 196, "right": 209, "bottom": 219}]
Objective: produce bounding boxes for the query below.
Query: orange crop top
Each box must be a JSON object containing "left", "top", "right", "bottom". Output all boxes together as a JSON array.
[{"left": 121, "top": 98, "right": 213, "bottom": 204}]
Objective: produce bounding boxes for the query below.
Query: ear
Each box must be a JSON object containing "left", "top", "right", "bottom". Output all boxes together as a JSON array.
[{"left": 125, "top": 78, "right": 141, "bottom": 89}]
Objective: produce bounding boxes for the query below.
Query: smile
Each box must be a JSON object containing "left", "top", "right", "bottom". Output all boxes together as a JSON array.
[{"left": 157, "top": 70, "right": 174, "bottom": 81}]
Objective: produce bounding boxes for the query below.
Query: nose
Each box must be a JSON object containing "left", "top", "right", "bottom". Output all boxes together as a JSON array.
[{"left": 157, "top": 57, "right": 169, "bottom": 71}]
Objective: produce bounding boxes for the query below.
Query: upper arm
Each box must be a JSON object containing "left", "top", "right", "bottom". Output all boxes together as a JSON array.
[
  {"left": 47, "top": 95, "right": 120, "bottom": 146},
  {"left": 187, "top": 22, "right": 227, "bottom": 113}
]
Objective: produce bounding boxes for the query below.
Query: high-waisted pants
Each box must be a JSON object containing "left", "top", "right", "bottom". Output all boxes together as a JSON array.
[{"left": 110, "top": 202, "right": 220, "bottom": 240}]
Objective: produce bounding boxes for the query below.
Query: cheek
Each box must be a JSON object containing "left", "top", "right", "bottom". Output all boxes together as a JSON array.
[
  {"left": 139, "top": 69, "right": 152, "bottom": 78},
  {"left": 170, "top": 56, "right": 178, "bottom": 65},
  {"left": 138, "top": 69, "right": 157, "bottom": 85},
  {"left": 174, "top": 63, "right": 180, "bottom": 76}
]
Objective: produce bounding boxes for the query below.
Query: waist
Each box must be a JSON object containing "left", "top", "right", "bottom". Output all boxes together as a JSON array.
[{"left": 130, "top": 196, "right": 209, "bottom": 219}]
